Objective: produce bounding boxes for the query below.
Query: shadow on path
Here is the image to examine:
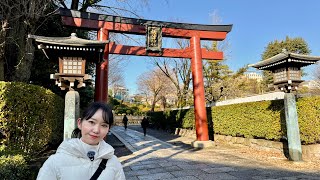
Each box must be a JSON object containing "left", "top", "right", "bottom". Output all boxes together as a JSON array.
[{"left": 111, "top": 125, "right": 320, "bottom": 180}]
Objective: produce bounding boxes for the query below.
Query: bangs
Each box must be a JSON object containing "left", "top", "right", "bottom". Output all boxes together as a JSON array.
[{"left": 82, "top": 102, "right": 113, "bottom": 125}]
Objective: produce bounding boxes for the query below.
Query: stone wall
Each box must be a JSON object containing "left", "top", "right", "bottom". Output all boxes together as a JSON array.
[
  {"left": 170, "top": 92, "right": 285, "bottom": 110},
  {"left": 211, "top": 91, "right": 285, "bottom": 107},
  {"left": 114, "top": 115, "right": 142, "bottom": 125},
  {"left": 174, "top": 128, "right": 320, "bottom": 161}
]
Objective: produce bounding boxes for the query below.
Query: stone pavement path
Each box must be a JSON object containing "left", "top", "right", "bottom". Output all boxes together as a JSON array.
[{"left": 110, "top": 126, "right": 320, "bottom": 180}]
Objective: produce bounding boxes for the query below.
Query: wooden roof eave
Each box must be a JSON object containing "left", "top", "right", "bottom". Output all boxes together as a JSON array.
[
  {"left": 28, "top": 34, "right": 109, "bottom": 47},
  {"left": 249, "top": 52, "right": 320, "bottom": 70}
]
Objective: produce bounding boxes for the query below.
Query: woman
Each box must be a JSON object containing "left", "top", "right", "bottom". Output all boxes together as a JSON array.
[
  {"left": 37, "top": 102, "right": 126, "bottom": 180},
  {"left": 122, "top": 115, "right": 128, "bottom": 130},
  {"left": 141, "top": 116, "right": 149, "bottom": 136}
]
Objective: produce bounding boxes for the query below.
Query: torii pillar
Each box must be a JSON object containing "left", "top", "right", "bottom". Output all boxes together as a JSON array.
[
  {"left": 95, "top": 29, "right": 109, "bottom": 102},
  {"left": 190, "top": 35, "right": 208, "bottom": 141}
]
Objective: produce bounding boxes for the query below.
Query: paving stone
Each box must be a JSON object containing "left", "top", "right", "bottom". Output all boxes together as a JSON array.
[
  {"left": 227, "top": 169, "right": 263, "bottom": 180},
  {"left": 202, "top": 166, "right": 237, "bottom": 173},
  {"left": 258, "top": 170, "right": 307, "bottom": 179},
  {"left": 111, "top": 126, "right": 320, "bottom": 180},
  {"left": 140, "top": 159, "right": 168, "bottom": 165},
  {"left": 281, "top": 175, "right": 320, "bottom": 180},
  {"left": 177, "top": 163, "right": 211, "bottom": 170},
  {"left": 130, "top": 163, "right": 161, "bottom": 171},
  {"left": 159, "top": 161, "right": 190, "bottom": 167},
  {"left": 124, "top": 170, "right": 150, "bottom": 176},
  {"left": 147, "top": 167, "right": 167, "bottom": 174},
  {"left": 137, "top": 172, "right": 175, "bottom": 180},
  {"left": 198, "top": 172, "right": 239, "bottom": 180},
  {"left": 123, "top": 166, "right": 132, "bottom": 172},
  {"left": 170, "top": 169, "right": 207, "bottom": 177},
  {"left": 125, "top": 176, "right": 139, "bottom": 180},
  {"left": 164, "top": 165, "right": 182, "bottom": 172},
  {"left": 163, "top": 175, "right": 200, "bottom": 180}
]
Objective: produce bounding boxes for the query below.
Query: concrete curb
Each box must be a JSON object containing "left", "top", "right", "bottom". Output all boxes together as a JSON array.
[
  {"left": 110, "top": 129, "right": 137, "bottom": 154},
  {"left": 110, "top": 127, "right": 182, "bottom": 154},
  {"left": 129, "top": 128, "right": 182, "bottom": 149}
]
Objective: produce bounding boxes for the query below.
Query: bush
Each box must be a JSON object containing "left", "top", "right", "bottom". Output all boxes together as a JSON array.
[
  {"left": 147, "top": 109, "right": 194, "bottom": 131},
  {"left": 297, "top": 96, "right": 320, "bottom": 144},
  {"left": 212, "top": 100, "right": 284, "bottom": 140},
  {"left": 0, "top": 154, "right": 33, "bottom": 180},
  {"left": 148, "top": 96, "right": 320, "bottom": 144},
  {"left": 0, "top": 81, "right": 64, "bottom": 155}
]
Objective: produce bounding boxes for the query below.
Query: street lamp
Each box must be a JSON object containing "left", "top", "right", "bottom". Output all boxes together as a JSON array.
[{"left": 250, "top": 49, "right": 320, "bottom": 161}]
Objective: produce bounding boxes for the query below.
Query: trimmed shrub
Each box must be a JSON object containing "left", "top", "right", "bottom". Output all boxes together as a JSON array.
[
  {"left": 148, "top": 96, "right": 320, "bottom": 145},
  {"left": 0, "top": 81, "right": 64, "bottom": 155},
  {"left": 212, "top": 100, "right": 284, "bottom": 140},
  {"left": 297, "top": 96, "right": 320, "bottom": 144},
  {"left": 0, "top": 154, "right": 33, "bottom": 180}
]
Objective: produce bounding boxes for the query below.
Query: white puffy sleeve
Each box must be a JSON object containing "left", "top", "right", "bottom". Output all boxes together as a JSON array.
[{"left": 36, "top": 156, "right": 59, "bottom": 180}]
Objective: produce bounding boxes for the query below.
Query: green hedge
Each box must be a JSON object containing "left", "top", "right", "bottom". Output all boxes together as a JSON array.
[
  {"left": 297, "top": 96, "right": 320, "bottom": 144},
  {"left": 0, "top": 81, "right": 64, "bottom": 155},
  {"left": 0, "top": 154, "right": 34, "bottom": 180},
  {"left": 212, "top": 100, "right": 284, "bottom": 140},
  {"left": 148, "top": 109, "right": 193, "bottom": 131},
  {"left": 149, "top": 96, "right": 320, "bottom": 145}
]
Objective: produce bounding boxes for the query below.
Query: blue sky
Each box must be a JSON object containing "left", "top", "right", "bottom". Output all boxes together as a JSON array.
[{"left": 119, "top": 0, "right": 320, "bottom": 95}]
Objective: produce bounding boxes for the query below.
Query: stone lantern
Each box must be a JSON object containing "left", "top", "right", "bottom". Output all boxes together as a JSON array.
[
  {"left": 29, "top": 33, "right": 108, "bottom": 90},
  {"left": 28, "top": 33, "right": 108, "bottom": 139},
  {"left": 250, "top": 49, "right": 320, "bottom": 161},
  {"left": 250, "top": 49, "right": 320, "bottom": 92}
]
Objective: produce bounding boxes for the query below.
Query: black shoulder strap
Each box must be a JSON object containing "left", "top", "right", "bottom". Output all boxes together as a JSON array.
[{"left": 90, "top": 159, "right": 108, "bottom": 180}]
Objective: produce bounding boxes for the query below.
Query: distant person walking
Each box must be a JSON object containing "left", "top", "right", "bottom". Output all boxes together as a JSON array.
[
  {"left": 141, "top": 116, "right": 149, "bottom": 136},
  {"left": 122, "top": 115, "right": 128, "bottom": 130}
]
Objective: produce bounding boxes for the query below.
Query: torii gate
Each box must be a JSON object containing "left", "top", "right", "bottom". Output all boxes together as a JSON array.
[{"left": 57, "top": 8, "right": 232, "bottom": 141}]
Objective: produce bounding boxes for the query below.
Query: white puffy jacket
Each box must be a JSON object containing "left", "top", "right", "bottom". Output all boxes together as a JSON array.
[{"left": 37, "top": 138, "right": 126, "bottom": 180}]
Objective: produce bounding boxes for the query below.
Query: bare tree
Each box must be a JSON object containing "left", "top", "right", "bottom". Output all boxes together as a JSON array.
[
  {"left": 0, "top": 0, "right": 54, "bottom": 81},
  {"left": 152, "top": 39, "right": 193, "bottom": 108},
  {"left": 314, "top": 63, "right": 320, "bottom": 82},
  {"left": 306, "top": 63, "right": 320, "bottom": 95},
  {"left": 0, "top": 0, "right": 154, "bottom": 82},
  {"left": 137, "top": 68, "right": 174, "bottom": 111}
]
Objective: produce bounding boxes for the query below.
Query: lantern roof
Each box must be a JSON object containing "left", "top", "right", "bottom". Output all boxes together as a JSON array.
[
  {"left": 28, "top": 33, "right": 109, "bottom": 47},
  {"left": 28, "top": 33, "right": 108, "bottom": 61},
  {"left": 249, "top": 49, "right": 320, "bottom": 70}
]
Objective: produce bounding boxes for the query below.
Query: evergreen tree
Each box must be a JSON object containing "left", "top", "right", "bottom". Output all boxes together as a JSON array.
[{"left": 260, "top": 36, "right": 311, "bottom": 91}]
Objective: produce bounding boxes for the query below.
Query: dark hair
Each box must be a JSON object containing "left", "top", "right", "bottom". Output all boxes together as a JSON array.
[{"left": 72, "top": 102, "right": 113, "bottom": 138}]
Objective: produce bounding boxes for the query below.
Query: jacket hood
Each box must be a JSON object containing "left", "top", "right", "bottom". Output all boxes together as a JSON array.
[{"left": 57, "top": 138, "right": 114, "bottom": 160}]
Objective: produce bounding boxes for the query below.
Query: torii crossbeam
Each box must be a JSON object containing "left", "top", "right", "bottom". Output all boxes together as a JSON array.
[{"left": 57, "top": 8, "right": 232, "bottom": 141}]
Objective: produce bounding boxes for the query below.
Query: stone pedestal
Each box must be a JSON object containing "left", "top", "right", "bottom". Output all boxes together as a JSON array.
[
  {"left": 284, "top": 93, "right": 302, "bottom": 161},
  {"left": 191, "top": 140, "right": 215, "bottom": 149},
  {"left": 64, "top": 90, "right": 80, "bottom": 140}
]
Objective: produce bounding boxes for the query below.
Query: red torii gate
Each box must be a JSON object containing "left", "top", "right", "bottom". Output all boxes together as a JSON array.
[{"left": 57, "top": 8, "right": 232, "bottom": 141}]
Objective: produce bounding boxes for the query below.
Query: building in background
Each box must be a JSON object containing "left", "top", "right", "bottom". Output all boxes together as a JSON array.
[
  {"left": 245, "top": 72, "right": 263, "bottom": 82},
  {"left": 111, "top": 85, "right": 129, "bottom": 101},
  {"left": 300, "top": 80, "right": 320, "bottom": 89}
]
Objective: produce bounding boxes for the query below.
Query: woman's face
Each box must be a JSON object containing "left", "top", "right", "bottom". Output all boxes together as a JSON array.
[{"left": 77, "top": 109, "right": 110, "bottom": 145}]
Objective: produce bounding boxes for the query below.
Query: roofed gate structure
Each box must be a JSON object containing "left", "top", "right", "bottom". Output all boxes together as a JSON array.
[{"left": 42, "top": 8, "right": 232, "bottom": 141}]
